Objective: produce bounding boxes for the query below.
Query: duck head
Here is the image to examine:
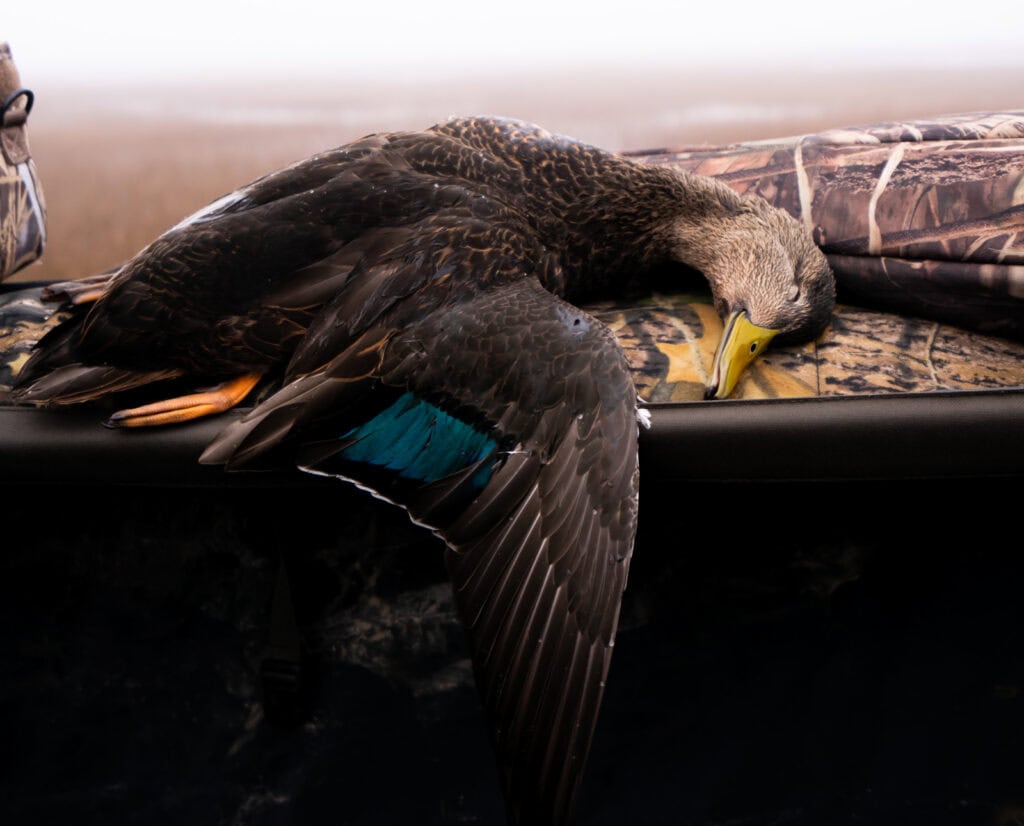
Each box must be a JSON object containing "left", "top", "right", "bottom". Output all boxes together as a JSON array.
[{"left": 669, "top": 199, "right": 835, "bottom": 400}]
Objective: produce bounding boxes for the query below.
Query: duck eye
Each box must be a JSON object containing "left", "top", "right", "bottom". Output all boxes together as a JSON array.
[{"left": 788, "top": 283, "right": 801, "bottom": 302}]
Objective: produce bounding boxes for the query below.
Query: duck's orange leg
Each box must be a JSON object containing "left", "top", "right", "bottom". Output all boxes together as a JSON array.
[{"left": 105, "top": 373, "right": 262, "bottom": 428}]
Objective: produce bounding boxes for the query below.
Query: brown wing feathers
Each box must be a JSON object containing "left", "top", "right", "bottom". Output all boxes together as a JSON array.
[
  {"left": 444, "top": 414, "right": 635, "bottom": 824},
  {"left": 388, "top": 282, "right": 639, "bottom": 825}
]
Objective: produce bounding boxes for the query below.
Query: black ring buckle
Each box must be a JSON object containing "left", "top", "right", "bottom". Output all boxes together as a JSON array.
[{"left": 1, "top": 88, "right": 34, "bottom": 126}]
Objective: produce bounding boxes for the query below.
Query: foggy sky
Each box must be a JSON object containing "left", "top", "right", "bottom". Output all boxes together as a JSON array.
[{"left": 7, "top": 0, "right": 1024, "bottom": 85}]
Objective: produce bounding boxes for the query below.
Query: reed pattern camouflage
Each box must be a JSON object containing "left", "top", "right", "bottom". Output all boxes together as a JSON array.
[
  {"left": 0, "top": 41, "right": 46, "bottom": 281},
  {"left": 639, "top": 111, "right": 1024, "bottom": 342}
]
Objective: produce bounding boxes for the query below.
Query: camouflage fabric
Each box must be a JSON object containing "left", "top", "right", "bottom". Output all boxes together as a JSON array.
[
  {"left": 0, "top": 285, "right": 68, "bottom": 396},
  {"left": 0, "top": 42, "right": 46, "bottom": 281},
  {"left": 635, "top": 111, "right": 1024, "bottom": 342},
  {"left": 4, "top": 111, "right": 1024, "bottom": 403},
  {"left": 592, "top": 294, "right": 1024, "bottom": 401},
  {"left": 4, "top": 283, "right": 1023, "bottom": 403}
]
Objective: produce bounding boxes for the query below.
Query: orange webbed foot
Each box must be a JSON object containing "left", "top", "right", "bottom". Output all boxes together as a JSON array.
[{"left": 104, "top": 373, "right": 262, "bottom": 428}]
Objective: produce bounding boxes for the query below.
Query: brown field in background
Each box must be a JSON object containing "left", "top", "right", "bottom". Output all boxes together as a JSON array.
[{"left": 9, "top": 65, "right": 1024, "bottom": 282}]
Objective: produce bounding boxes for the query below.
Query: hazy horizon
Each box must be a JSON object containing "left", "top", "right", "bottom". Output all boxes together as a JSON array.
[{"left": 8, "top": 0, "right": 1024, "bottom": 87}]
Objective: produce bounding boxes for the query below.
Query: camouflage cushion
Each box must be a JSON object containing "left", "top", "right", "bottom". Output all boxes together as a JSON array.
[{"left": 4, "top": 283, "right": 1023, "bottom": 404}]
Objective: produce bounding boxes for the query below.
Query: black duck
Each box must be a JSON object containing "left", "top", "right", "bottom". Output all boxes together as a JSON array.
[{"left": 13, "top": 115, "right": 835, "bottom": 825}]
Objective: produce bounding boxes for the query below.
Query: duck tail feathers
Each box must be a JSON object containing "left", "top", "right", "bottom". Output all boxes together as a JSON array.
[{"left": 11, "top": 363, "right": 182, "bottom": 406}]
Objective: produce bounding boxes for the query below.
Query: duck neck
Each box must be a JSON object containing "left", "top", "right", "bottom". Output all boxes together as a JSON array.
[{"left": 545, "top": 159, "right": 748, "bottom": 303}]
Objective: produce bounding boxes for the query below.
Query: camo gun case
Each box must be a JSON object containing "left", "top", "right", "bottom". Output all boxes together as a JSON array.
[
  {"left": 634, "top": 111, "right": 1024, "bottom": 343},
  {"left": 0, "top": 41, "right": 46, "bottom": 281}
]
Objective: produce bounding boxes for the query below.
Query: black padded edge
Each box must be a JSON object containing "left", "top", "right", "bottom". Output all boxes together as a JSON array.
[
  {"left": 642, "top": 388, "right": 1024, "bottom": 482},
  {"left": 0, "top": 406, "right": 294, "bottom": 487},
  {"left": 2, "top": 387, "right": 1022, "bottom": 486}
]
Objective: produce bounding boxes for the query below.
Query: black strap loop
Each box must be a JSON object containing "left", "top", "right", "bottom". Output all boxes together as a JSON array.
[{"left": 1, "top": 88, "right": 34, "bottom": 126}]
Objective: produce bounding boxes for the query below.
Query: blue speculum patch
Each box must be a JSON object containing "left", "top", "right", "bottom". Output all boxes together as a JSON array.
[{"left": 340, "top": 391, "right": 497, "bottom": 488}]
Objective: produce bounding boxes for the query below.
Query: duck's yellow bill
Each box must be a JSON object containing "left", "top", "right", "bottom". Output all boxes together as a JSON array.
[{"left": 705, "top": 310, "right": 779, "bottom": 400}]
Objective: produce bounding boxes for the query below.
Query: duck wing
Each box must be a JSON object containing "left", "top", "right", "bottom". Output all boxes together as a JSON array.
[
  {"left": 14, "top": 130, "right": 503, "bottom": 395},
  {"left": 202, "top": 275, "right": 640, "bottom": 826}
]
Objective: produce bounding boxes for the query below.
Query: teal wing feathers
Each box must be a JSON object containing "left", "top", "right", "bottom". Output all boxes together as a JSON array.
[{"left": 201, "top": 277, "right": 640, "bottom": 826}]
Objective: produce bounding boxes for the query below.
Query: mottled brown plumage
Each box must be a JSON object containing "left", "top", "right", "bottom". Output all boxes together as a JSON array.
[{"left": 13, "top": 116, "right": 834, "bottom": 825}]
